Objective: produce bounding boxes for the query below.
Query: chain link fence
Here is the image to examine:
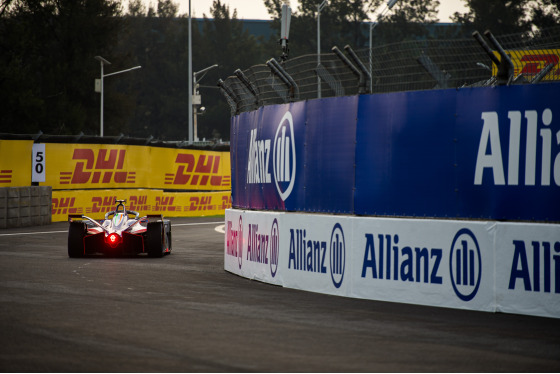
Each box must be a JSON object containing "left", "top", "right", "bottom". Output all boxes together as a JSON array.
[{"left": 218, "top": 26, "right": 560, "bottom": 115}]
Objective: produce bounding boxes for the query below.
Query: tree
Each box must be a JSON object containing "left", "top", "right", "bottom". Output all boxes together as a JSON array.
[
  {"left": 157, "top": 0, "right": 178, "bottom": 18},
  {"left": 112, "top": 0, "right": 267, "bottom": 141},
  {"left": 114, "top": 0, "right": 188, "bottom": 139},
  {"left": 368, "top": 0, "right": 441, "bottom": 44},
  {"left": 527, "top": 0, "right": 560, "bottom": 30},
  {"left": 194, "top": 1, "right": 267, "bottom": 141},
  {"left": 0, "top": 0, "right": 123, "bottom": 135},
  {"left": 263, "top": 0, "right": 377, "bottom": 55},
  {"left": 127, "top": 0, "right": 146, "bottom": 17},
  {"left": 451, "top": 0, "right": 531, "bottom": 34},
  {"left": 263, "top": 0, "right": 442, "bottom": 57}
]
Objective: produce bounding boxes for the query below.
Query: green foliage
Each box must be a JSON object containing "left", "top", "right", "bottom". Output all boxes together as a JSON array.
[
  {"left": 0, "top": 0, "right": 123, "bottom": 135},
  {"left": 4, "top": 0, "right": 555, "bottom": 140},
  {"left": 451, "top": 0, "right": 560, "bottom": 34},
  {"left": 0, "top": 0, "right": 269, "bottom": 141},
  {"left": 113, "top": 0, "right": 268, "bottom": 141},
  {"left": 372, "top": 0, "right": 440, "bottom": 43},
  {"left": 263, "top": 0, "right": 442, "bottom": 57}
]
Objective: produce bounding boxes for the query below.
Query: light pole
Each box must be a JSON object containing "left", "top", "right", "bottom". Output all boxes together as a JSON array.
[
  {"left": 193, "top": 64, "right": 218, "bottom": 141},
  {"left": 369, "top": 0, "right": 398, "bottom": 93},
  {"left": 94, "top": 56, "right": 141, "bottom": 137},
  {"left": 317, "top": 0, "right": 328, "bottom": 99}
]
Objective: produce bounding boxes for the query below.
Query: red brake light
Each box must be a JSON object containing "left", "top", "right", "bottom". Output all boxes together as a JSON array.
[{"left": 105, "top": 233, "right": 122, "bottom": 248}]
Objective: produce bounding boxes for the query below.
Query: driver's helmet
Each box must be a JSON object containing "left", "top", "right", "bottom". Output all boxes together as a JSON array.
[{"left": 112, "top": 212, "right": 126, "bottom": 229}]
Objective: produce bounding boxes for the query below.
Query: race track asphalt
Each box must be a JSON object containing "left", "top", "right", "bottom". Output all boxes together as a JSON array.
[{"left": 1, "top": 216, "right": 559, "bottom": 372}]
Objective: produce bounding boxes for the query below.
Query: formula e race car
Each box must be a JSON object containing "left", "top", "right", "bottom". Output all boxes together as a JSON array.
[{"left": 68, "top": 199, "right": 171, "bottom": 257}]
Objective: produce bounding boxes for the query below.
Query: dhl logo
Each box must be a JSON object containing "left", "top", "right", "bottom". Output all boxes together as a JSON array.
[
  {"left": 164, "top": 153, "right": 231, "bottom": 188},
  {"left": 52, "top": 197, "right": 81, "bottom": 215},
  {"left": 492, "top": 49, "right": 560, "bottom": 81},
  {"left": 85, "top": 196, "right": 117, "bottom": 214},
  {"left": 129, "top": 195, "right": 150, "bottom": 212},
  {"left": 184, "top": 195, "right": 232, "bottom": 211},
  {"left": 60, "top": 149, "right": 135, "bottom": 185},
  {"left": 0, "top": 170, "right": 12, "bottom": 184},
  {"left": 154, "top": 196, "right": 180, "bottom": 212}
]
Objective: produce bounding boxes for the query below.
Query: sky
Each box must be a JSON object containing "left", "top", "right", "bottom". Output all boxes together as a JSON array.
[{"left": 138, "top": 0, "right": 468, "bottom": 23}]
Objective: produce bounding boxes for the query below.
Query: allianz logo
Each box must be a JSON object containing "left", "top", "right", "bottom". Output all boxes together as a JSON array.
[
  {"left": 247, "top": 111, "right": 296, "bottom": 201},
  {"left": 475, "top": 108, "right": 559, "bottom": 186},
  {"left": 361, "top": 228, "right": 482, "bottom": 302},
  {"left": 226, "top": 218, "right": 281, "bottom": 278},
  {"left": 288, "top": 223, "right": 346, "bottom": 289}
]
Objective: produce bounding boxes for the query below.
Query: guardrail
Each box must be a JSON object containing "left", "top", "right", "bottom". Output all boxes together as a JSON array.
[{"left": 218, "top": 26, "right": 560, "bottom": 115}]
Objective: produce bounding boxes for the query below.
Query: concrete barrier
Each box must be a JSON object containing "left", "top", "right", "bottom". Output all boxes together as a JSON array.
[{"left": 0, "top": 186, "right": 51, "bottom": 228}]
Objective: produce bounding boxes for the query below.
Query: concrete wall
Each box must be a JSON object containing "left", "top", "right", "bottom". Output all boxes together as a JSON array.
[{"left": 0, "top": 186, "right": 52, "bottom": 229}]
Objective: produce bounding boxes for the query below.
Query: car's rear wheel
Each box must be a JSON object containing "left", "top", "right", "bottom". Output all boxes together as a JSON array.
[
  {"left": 147, "top": 222, "right": 165, "bottom": 258},
  {"left": 68, "top": 222, "right": 86, "bottom": 258},
  {"left": 164, "top": 220, "right": 172, "bottom": 254}
]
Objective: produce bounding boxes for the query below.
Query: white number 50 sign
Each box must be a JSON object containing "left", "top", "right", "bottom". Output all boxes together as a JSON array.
[{"left": 32, "top": 143, "right": 46, "bottom": 183}]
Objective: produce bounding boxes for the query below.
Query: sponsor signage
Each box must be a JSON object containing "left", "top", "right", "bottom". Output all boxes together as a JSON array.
[
  {"left": 231, "top": 97, "right": 358, "bottom": 213},
  {"left": 491, "top": 49, "right": 560, "bottom": 81},
  {"left": 225, "top": 209, "right": 560, "bottom": 319},
  {"left": 51, "top": 189, "right": 231, "bottom": 222},
  {"left": 225, "top": 210, "right": 283, "bottom": 285},
  {"left": 232, "top": 103, "right": 306, "bottom": 210},
  {"left": 231, "top": 83, "right": 560, "bottom": 221},
  {"left": 0, "top": 140, "right": 33, "bottom": 187},
  {"left": 494, "top": 222, "right": 560, "bottom": 317},
  {"left": 282, "top": 215, "right": 351, "bottom": 295},
  {"left": 225, "top": 209, "right": 351, "bottom": 294},
  {"left": 42, "top": 144, "right": 230, "bottom": 191},
  {"left": 352, "top": 218, "right": 494, "bottom": 311}
]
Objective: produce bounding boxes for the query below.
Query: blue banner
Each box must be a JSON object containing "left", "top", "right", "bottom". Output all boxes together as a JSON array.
[
  {"left": 354, "top": 90, "right": 456, "bottom": 217},
  {"left": 230, "top": 83, "right": 560, "bottom": 221}
]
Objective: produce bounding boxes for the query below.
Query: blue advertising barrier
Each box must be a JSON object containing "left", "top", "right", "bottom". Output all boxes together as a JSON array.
[
  {"left": 230, "top": 83, "right": 560, "bottom": 221},
  {"left": 231, "top": 97, "right": 358, "bottom": 214}
]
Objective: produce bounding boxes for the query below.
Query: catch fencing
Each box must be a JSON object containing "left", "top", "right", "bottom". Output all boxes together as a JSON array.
[{"left": 218, "top": 26, "right": 560, "bottom": 114}]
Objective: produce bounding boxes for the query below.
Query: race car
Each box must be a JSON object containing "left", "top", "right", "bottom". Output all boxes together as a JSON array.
[{"left": 68, "top": 199, "right": 172, "bottom": 257}]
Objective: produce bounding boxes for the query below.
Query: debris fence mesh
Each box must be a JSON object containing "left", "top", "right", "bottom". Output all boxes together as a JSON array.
[{"left": 219, "top": 26, "right": 560, "bottom": 115}]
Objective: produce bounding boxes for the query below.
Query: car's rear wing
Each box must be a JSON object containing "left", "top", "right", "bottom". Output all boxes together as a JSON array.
[
  {"left": 147, "top": 214, "right": 164, "bottom": 223},
  {"left": 68, "top": 214, "right": 109, "bottom": 233},
  {"left": 68, "top": 214, "right": 85, "bottom": 222}
]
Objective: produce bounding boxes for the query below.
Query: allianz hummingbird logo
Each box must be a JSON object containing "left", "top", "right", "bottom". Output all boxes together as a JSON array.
[{"left": 246, "top": 111, "right": 297, "bottom": 201}]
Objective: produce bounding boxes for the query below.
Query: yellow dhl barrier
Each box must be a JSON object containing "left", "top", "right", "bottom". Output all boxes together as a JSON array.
[
  {"left": 51, "top": 189, "right": 231, "bottom": 222},
  {"left": 0, "top": 140, "right": 33, "bottom": 187},
  {"left": 42, "top": 143, "right": 230, "bottom": 191},
  {"left": 492, "top": 49, "right": 560, "bottom": 81}
]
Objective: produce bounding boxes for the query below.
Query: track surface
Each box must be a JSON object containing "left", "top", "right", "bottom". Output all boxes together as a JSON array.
[{"left": 1, "top": 216, "right": 559, "bottom": 372}]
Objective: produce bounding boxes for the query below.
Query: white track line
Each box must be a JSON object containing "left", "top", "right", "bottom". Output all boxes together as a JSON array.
[
  {"left": 0, "top": 221, "right": 225, "bottom": 237},
  {"left": 0, "top": 230, "right": 67, "bottom": 236},
  {"left": 173, "top": 221, "right": 223, "bottom": 227}
]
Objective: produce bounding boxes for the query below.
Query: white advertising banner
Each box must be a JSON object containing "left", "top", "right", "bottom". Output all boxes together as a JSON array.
[
  {"left": 279, "top": 214, "right": 353, "bottom": 297},
  {"left": 225, "top": 210, "right": 284, "bottom": 286},
  {"left": 351, "top": 218, "right": 495, "bottom": 312},
  {"left": 494, "top": 222, "right": 560, "bottom": 318},
  {"left": 224, "top": 209, "right": 560, "bottom": 319}
]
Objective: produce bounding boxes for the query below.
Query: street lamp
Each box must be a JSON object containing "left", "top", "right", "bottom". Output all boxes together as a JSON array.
[
  {"left": 94, "top": 56, "right": 141, "bottom": 137},
  {"left": 317, "top": 0, "right": 328, "bottom": 99},
  {"left": 369, "top": 0, "right": 398, "bottom": 93},
  {"left": 193, "top": 64, "right": 218, "bottom": 142}
]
